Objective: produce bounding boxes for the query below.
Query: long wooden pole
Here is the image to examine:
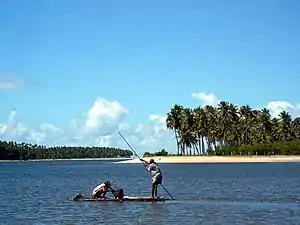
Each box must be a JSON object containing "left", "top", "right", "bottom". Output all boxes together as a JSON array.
[{"left": 118, "top": 131, "right": 175, "bottom": 200}]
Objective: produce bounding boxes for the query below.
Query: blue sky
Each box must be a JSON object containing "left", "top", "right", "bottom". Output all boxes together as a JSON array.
[{"left": 0, "top": 0, "right": 300, "bottom": 150}]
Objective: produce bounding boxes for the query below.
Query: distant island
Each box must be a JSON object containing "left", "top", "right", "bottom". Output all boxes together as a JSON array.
[
  {"left": 163, "top": 101, "right": 300, "bottom": 156},
  {"left": 0, "top": 140, "right": 133, "bottom": 161}
]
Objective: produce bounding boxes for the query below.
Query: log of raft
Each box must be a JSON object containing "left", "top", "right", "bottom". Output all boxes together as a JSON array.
[{"left": 72, "top": 194, "right": 169, "bottom": 202}]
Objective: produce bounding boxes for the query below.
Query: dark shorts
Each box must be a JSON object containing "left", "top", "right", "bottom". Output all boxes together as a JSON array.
[{"left": 152, "top": 175, "right": 162, "bottom": 185}]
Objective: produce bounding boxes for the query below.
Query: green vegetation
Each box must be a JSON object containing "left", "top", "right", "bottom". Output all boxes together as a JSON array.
[
  {"left": 0, "top": 141, "right": 133, "bottom": 160},
  {"left": 166, "top": 101, "right": 300, "bottom": 155},
  {"left": 143, "top": 149, "right": 170, "bottom": 157}
]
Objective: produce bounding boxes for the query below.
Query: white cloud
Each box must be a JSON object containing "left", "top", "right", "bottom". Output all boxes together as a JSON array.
[
  {"left": 82, "top": 97, "right": 128, "bottom": 136},
  {"left": 0, "top": 124, "right": 6, "bottom": 136},
  {"left": 191, "top": 92, "right": 300, "bottom": 118},
  {"left": 191, "top": 92, "right": 220, "bottom": 106},
  {"left": 0, "top": 74, "right": 24, "bottom": 90},
  {"left": 27, "top": 124, "right": 65, "bottom": 146},
  {"left": 267, "top": 101, "right": 300, "bottom": 118},
  {"left": 0, "top": 97, "right": 174, "bottom": 155},
  {"left": 0, "top": 110, "right": 29, "bottom": 142},
  {"left": 1, "top": 93, "right": 299, "bottom": 155}
]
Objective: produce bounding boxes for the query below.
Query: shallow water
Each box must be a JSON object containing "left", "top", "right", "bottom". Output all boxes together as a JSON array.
[{"left": 1, "top": 161, "right": 300, "bottom": 224}]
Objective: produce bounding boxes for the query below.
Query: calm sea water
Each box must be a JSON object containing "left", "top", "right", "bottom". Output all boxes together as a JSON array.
[{"left": 1, "top": 160, "right": 300, "bottom": 225}]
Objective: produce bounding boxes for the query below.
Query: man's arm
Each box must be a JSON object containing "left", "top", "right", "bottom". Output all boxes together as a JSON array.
[
  {"left": 140, "top": 159, "right": 152, "bottom": 171},
  {"left": 107, "top": 186, "right": 114, "bottom": 192},
  {"left": 140, "top": 159, "right": 151, "bottom": 170},
  {"left": 140, "top": 158, "right": 149, "bottom": 164}
]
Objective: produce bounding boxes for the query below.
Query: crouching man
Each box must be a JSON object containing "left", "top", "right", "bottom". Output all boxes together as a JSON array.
[{"left": 92, "top": 181, "right": 112, "bottom": 199}]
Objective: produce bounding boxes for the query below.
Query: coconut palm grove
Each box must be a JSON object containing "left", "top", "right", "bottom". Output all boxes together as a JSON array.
[{"left": 166, "top": 101, "right": 300, "bottom": 156}]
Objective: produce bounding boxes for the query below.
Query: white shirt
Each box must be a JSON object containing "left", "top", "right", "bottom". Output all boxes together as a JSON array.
[
  {"left": 146, "top": 163, "right": 162, "bottom": 178},
  {"left": 92, "top": 183, "right": 106, "bottom": 195}
]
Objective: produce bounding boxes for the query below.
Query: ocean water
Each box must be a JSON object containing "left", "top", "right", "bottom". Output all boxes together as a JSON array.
[{"left": 1, "top": 160, "right": 300, "bottom": 224}]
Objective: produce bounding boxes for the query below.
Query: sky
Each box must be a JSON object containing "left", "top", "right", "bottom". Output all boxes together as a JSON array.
[{"left": 0, "top": 0, "right": 300, "bottom": 154}]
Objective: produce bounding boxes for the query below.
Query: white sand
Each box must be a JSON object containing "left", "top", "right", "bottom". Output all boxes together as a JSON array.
[{"left": 115, "top": 156, "right": 300, "bottom": 164}]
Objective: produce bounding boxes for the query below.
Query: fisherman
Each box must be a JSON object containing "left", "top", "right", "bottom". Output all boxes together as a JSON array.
[
  {"left": 92, "top": 181, "right": 112, "bottom": 198},
  {"left": 92, "top": 181, "right": 126, "bottom": 200},
  {"left": 140, "top": 158, "right": 163, "bottom": 198}
]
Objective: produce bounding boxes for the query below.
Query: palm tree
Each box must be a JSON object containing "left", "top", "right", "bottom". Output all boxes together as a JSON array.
[
  {"left": 292, "top": 117, "right": 300, "bottom": 139},
  {"left": 271, "top": 118, "right": 280, "bottom": 142},
  {"left": 204, "top": 105, "right": 218, "bottom": 150},
  {"left": 217, "top": 101, "right": 233, "bottom": 147},
  {"left": 165, "top": 100, "right": 300, "bottom": 156},
  {"left": 278, "top": 111, "right": 293, "bottom": 141},
  {"left": 194, "top": 107, "right": 207, "bottom": 154},
  {"left": 180, "top": 108, "right": 199, "bottom": 155},
  {"left": 258, "top": 108, "right": 272, "bottom": 144},
  {"left": 166, "top": 104, "right": 184, "bottom": 155},
  {"left": 239, "top": 105, "right": 254, "bottom": 145}
]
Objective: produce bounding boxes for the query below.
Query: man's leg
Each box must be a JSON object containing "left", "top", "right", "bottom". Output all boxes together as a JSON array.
[
  {"left": 152, "top": 176, "right": 159, "bottom": 198},
  {"left": 94, "top": 191, "right": 100, "bottom": 198},
  {"left": 94, "top": 190, "right": 106, "bottom": 198},
  {"left": 154, "top": 175, "right": 162, "bottom": 198},
  {"left": 154, "top": 184, "right": 158, "bottom": 197},
  {"left": 151, "top": 183, "right": 156, "bottom": 197}
]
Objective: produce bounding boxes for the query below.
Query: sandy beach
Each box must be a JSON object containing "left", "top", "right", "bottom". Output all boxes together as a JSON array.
[{"left": 115, "top": 156, "right": 300, "bottom": 164}]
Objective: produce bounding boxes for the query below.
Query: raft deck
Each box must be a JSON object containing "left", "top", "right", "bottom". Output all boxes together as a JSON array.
[{"left": 73, "top": 194, "right": 169, "bottom": 202}]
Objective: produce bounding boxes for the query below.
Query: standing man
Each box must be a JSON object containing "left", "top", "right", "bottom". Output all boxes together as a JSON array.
[{"left": 140, "top": 158, "right": 163, "bottom": 198}]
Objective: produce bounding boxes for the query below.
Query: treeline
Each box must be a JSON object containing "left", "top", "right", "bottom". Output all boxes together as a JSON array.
[
  {"left": 143, "top": 149, "right": 170, "bottom": 157},
  {"left": 213, "top": 140, "right": 300, "bottom": 156},
  {"left": 166, "top": 101, "right": 300, "bottom": 155},
  {"left": 0, "top": 141, "right": 133, "bottom": 160}
]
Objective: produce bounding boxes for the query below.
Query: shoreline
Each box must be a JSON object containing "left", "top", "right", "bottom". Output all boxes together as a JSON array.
[
  {"left": 0, "top": 157, "right": 131, "bottom": 163},
  {"left": 115, "top": 156, "right": 300, "bottom": 164},
  {"left": 2, "top": 156, "right": 300, "bottom": 164}
]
